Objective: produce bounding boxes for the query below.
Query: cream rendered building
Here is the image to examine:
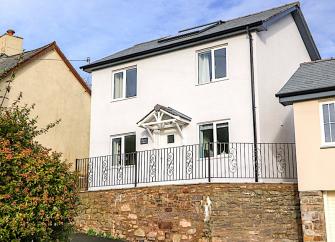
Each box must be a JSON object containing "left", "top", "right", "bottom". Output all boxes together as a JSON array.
[
  {"left": 0, "top": 30, "right": 91, "bottom": 169},
  {"left": 277, "top": 59, "right": 335, "bottom": 241}
]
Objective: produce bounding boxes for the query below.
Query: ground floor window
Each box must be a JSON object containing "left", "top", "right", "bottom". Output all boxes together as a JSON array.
[
  {"left": 199, "top": 121, "right": 229, "bottom": 157},
  {"left": 111, "top": 133, "right": 136, "bottom": 165}
]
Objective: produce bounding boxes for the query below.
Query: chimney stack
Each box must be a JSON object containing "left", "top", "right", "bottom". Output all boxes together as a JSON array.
[
  {"left": 6, "top": 29, "right": 15, "bottom": 36},
  {"left": 0, "top": 29, "right": 23, "bottom": 56}
]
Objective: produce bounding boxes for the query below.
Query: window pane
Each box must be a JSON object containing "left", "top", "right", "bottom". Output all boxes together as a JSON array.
[
  {"left": 217, "top": 122, "right": 229, "bottom": 154},
  {"left": 329, "top": 103, "right": 335, "bottom": 122},
  {"left": 214, "top": 48, "right": 227, "bottom": 79},
  {"left": 331, "top": 123, "right": 335, "bottom": 142},
  {"left": 125, "top": 135, "right": 136, "bottom": 165},
  {"left": 323, "top": 104, "right": 330, "bottom": 123},
  {"left": 113, "top": 72, "right": 123, "bottom": 99},
  {"left": 126, "top": 68, "right": 137, "bottom": 98},
  {"left": 200, "top": 124, "right": 214, "bottom": 157},
  {"left": 167, "top": 134, "right": 175, "bottom": 144},
  {"left": 199, "top": 123, "right": 214, "bottom": 131},
  {"left": 324, "top": 124, "right": 331, "bottom": 142},
  {"left": 198, "top": 51, "right": 212, "bottom": 84},
  {"left": 112, "top": 137, "right": 122, "bottom": 165}
]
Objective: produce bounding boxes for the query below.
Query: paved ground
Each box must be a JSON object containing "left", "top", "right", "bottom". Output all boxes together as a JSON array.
[{"left": 70, "top": 233, "right": 124, "bottom": 242}]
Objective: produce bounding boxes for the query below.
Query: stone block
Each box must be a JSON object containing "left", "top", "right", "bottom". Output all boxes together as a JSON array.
[
  {"left": 172, "top": 233, "right": 181, "bottom": 242},
  {"left": 179, "top": 219, "right": 191, "bottom": 227},
  {"left": 134, "top": 228, "right": 145, "bottom": 237},
  {"left": 158, "top": 221, "right": 173, "bottom": 230}
]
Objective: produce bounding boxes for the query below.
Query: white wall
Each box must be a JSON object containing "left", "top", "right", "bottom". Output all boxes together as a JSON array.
[
  {"left": 90, "top": 34, "right": 254, "bottom": 156},
  {"left": 90, "top": 14, "right": 311, "bottom": 156},
  {"left": 254, "top": 14, "right": 311, "bottom": 143}
]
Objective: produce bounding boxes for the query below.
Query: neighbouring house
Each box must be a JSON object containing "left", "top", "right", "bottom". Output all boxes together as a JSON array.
[
  {"left": 277, "top": 58, "right": 335, "bottom": 241},
  {"left": 0, "top": 30, "right": 91, "bottom": 169},
  {"left": 79, "top": 2, "right": 320, "bottom": 190}
]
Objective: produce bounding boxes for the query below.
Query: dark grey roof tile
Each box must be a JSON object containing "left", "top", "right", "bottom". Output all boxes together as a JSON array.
[
  {"left": 83, "top": 2, "right": 300, "bottom": 70},
  {"left": 0, "top": 43, "right": 53, "bottom": 78},
  {"left": 277, "top": 58, "right": 335, "bottom": 97}
]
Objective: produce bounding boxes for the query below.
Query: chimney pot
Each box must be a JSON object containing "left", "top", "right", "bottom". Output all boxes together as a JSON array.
[{"left": 6, "top": 29, "right": 15, "bottom": 36}]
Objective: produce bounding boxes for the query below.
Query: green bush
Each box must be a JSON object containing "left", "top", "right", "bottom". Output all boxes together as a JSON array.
[{"left": 0, "top": 97, "right": 79, "bottom": 241}]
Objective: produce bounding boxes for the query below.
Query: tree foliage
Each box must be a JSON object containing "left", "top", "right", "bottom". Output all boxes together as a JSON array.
[{"left": 0, "top": 95, "right": 78, "bottom": 241}]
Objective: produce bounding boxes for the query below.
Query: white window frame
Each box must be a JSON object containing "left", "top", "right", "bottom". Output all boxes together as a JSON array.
[
  {"left": 319, "top": 101, "right": 335, "bottom": 148},
  {"left": 111, "top": 66, "right": 137, "bottom": 101},
  {"left": 110, "top": 132, "right": 136, "bottom": 166},
  {"left": 198, "top": 119, "right": 230, "bottom": 157},
  {"left": 196, "top": 45, "right": 228, "bottom": 85}
]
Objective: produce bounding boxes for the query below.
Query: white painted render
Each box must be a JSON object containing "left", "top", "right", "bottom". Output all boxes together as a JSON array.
[
  {"left": 90, "top": 34, "right": 253, "bottom": 156},
  {"left": 254, "top": 14, "right": 311, "bottom": 143},
  {"left": 89, "top": 14, "right": 310, "bottom": 157}
]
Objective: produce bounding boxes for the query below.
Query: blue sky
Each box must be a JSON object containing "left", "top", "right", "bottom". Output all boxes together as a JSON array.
[{"left": 1, "top": 0, "right": 334, "bottom": 83}]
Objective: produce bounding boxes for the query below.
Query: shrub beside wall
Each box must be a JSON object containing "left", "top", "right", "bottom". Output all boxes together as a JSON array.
[{"left": 0, "top": 100, "right": 78, "bottom": 241}]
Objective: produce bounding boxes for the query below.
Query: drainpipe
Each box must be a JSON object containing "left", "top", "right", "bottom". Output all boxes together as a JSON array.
[{"left": 246, "top": 27, "right": 259, "bottom": 182}]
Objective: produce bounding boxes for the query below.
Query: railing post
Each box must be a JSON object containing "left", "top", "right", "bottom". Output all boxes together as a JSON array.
[
  {"left": 134, "top": 153, "right": 138, "bottom": 187},
  {"left": 75, "top": 159, "right": 80, "bottom": 190},
  {"left": 254, "top": 143, "right": 259, "bottom": 182},
  {"left": 207, "top": 143, "right": 211, "bottom": 183},
  {"left": 75, "top": 158, "right": 78, "bottom": 172}
]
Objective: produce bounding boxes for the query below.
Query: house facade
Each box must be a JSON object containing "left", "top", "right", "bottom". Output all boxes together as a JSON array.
[
  {"left": 277, "top": 59, "right": 335, "bottom": 241},
  {"left": 0, "top": 30, "right": 91, "bottom": 169},
  {"left": 80, "top": 2, "right": 320, "bottom": 190}
]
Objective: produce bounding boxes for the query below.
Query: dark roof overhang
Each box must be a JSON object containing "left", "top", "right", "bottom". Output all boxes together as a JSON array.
[
  {"left": 277, "top": 87, "right": 335, "bottom": 106},
  {"left": 81, "top": 3, "right": 320, "bottom": 73}
]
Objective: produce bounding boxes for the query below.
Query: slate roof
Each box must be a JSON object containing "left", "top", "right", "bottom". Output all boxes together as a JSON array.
[
  {"left": 154, "top": 104, "right": 192, "bottom": 121},
  {"left": 276, "top": 59, "right": 335, "bottom": 97},
  {"left": 0, "top": 43, "right": 53, "bottom": 78},
  {"left": 0, "top": 42, "right": 91, "bottom": 94},
  {"left": 137, "top": 104, "right": 192, "bottom": 125},
  {"left": 82, "top": 1, "right": 320, "bottom": 72}
]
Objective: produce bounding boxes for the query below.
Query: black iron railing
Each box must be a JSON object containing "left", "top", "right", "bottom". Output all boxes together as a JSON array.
[{"left": 76, "top": 142, "right": 297, "bottom": 191}]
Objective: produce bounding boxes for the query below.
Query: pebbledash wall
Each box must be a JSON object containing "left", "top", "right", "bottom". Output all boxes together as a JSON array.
[{"left": 75, "top": 183, "right": 302, "bottom": 241}]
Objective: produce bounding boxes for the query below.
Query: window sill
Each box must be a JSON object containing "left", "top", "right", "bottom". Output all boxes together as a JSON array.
[
  {"left": 196, "top": 77, "right": 229, "bottom": 86},
  {"left": 320, "top": 143, "right": 335, "bottom": 149},
  {"left": 111, "top": 96, "right": 137, "bottom": 103}
]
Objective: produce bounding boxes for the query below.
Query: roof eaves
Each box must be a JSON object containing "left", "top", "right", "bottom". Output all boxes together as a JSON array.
[
  {"left": 82, "top": 23, "right": 263, "bottom": 72},
  {"left": 0, "top": 42, "right": 55, "bottom": 81},
  {"left": 52, "top": 43, "right": 91, "bottom": 95},
  {"left": 279, "top": 89, "right": 335, "bottom": 106},
  {"left": 0, "top": 42, "right": 91, "bottom": 96},
  {"left": 291, "top": 7, "right": 320, "bottom": 60},
  {"left": 276, "top": 86, "right": 335, "bottom": 98},
  {"left": 261, "top": 5, "right": 298, "bottom": 30}
]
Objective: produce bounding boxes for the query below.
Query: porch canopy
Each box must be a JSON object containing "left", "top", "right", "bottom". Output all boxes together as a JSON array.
[{"left": 137, "top": 104, "right": 191, "bottom": 139}]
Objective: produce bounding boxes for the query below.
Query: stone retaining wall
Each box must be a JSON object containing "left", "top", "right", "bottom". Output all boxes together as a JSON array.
[
  {"left": 299, "top": 191, "right": 327, "bottom": 241},
  {"left": 75, "top": 183, "right": 302, "bottom": 241}
]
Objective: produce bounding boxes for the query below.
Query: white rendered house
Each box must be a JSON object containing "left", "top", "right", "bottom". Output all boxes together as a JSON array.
[{"left": 79, "top": 2, "right": 320, "bottom": 190}]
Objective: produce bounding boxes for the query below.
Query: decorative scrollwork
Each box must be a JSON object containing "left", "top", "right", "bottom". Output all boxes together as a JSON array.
[
  {"left": 167, "top": 152, "right": 174, "bottom": 176},
  {"left": 228, "top": 147, "right": 237, "bottom": 173},
  {"left": 88, "top": 159, "right": 93, "bottom": 187},
  {"left": 117, "top": 166, "right": 123, "bottom": 181},
  {"left": 186, "top": 150, "right": 193, "bottom": 175},
  {"left": 276, "top": 147, "right": 286, "bottom": 174},
  {"left": 102, "top": 157, "right": 108, "bottom": 183},
  {"left": 149, "top": 153, "right": 156, "bottom": 178}
]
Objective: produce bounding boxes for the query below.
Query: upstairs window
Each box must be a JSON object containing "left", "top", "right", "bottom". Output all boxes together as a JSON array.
[
  {"left": 198, "top": 47, "right": 227, "bottom": 84},
  {"left": 321, "top": 102, "right": 335, "bottom": 146},
  {"left": 113, "top": 67, "right": 137, "bottom": 100}
]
